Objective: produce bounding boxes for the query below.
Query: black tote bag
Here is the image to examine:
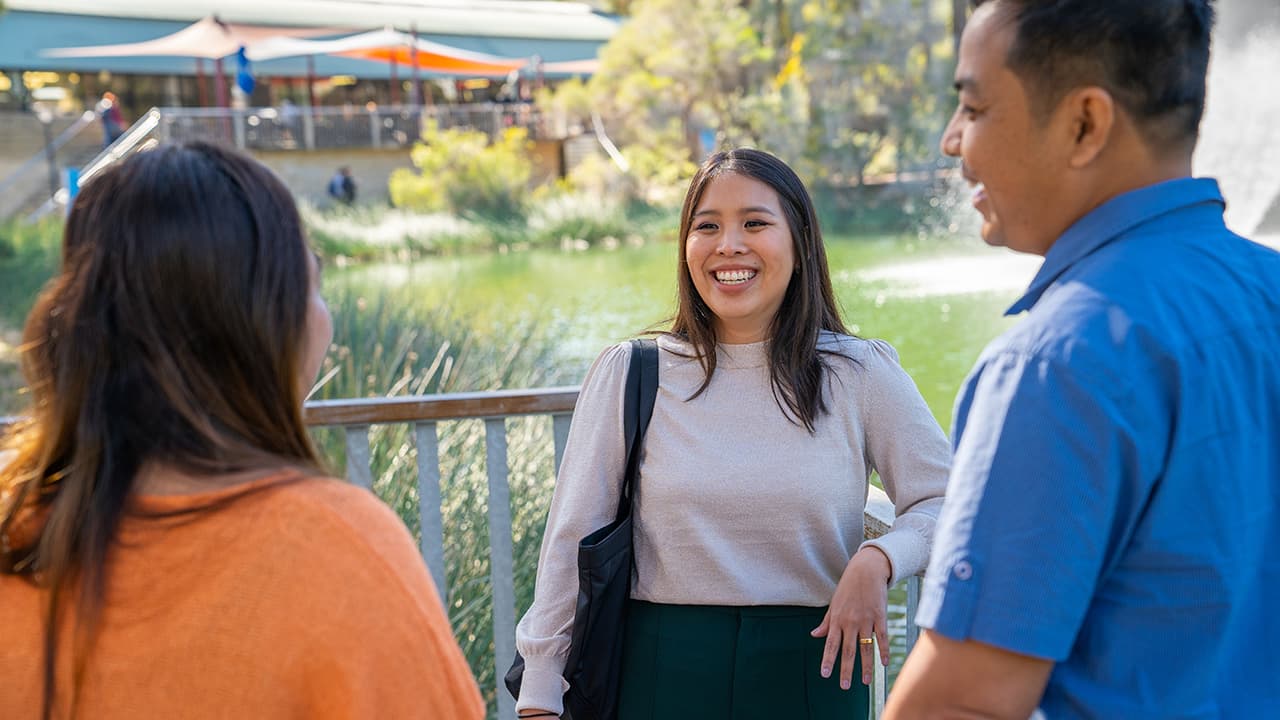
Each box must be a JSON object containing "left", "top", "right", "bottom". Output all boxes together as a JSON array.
[{"left": 505, "top": 338, "right": 659, "bottom": 720}]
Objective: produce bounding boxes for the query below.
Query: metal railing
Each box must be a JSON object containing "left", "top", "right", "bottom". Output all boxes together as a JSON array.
[
  {"left": 24, "top": 102, "right": 564, "bottom": 221},
  {"left": 304, "top": 388, "right": 923, "bottom": 719},
  {"left": 154, "top": 102, "right": 554, "bottom": 153},
  {"left": 26, "top": 108, "right": 165, "bottom": 222},
  {"left": 0, "top": 111, "right": 100, "bottom": 220}
]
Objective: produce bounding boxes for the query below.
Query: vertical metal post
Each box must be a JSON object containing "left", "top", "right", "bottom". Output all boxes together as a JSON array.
[
  {"left": 302, "top": 109, "right": 316, "bottom": 151},
  {"left": 551, "top": 413, "right": 573, "bottom": 476},
  {"left": 38, "top": 113, "right": 58, "bottom": 200},
  {"left": 414, "top": 422, "right": 448, "bottom": 605},
  {"left": 483, "top": 418, "right": 516, "bottom": 720},
  {"left": 872, "top": 635, "right": 887, "bottom": 719},
  {"left": 344, "top": 425, "right": 373, "bottom": 490},
  {"left": 905, "top": 575, "right": 921, "bottom": 655},
  {"left": 232, "top": 109, "right": 246, "bottom": 149}
]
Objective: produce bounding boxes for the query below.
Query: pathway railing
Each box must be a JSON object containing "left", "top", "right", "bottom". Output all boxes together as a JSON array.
[
  {"left": 154, "top": 102, "right": 555, "bottom": 153},
  {"left": 24, "top": 101, "right": 564, "bottom": 220},
  {"left": 0, "top": 110, "right": 100, "bottom": 221},
  {"left": 304, "top": 388, "right": 923, "bottom": 719}
]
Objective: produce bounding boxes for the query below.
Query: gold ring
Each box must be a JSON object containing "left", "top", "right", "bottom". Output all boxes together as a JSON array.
[{"left": 858, "top": 637, "right": 874, "bottom": 645}]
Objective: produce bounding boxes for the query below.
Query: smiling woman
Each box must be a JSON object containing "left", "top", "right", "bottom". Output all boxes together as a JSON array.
[{"left": 513, "top": 148, "right": 952, "bottom": 720}]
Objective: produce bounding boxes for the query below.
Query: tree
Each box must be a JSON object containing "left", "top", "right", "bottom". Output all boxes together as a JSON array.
[
  {"left": 589, "top": 0, "right": 772, "bottom": 158},
  {"left": 567, "top": 0, "right": 953, "bottom": 194}
]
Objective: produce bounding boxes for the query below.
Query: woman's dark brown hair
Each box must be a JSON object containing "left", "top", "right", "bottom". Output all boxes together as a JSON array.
[
  {"left": 669, "top": 148, "right": 850, "bottom": 433},
  {"left": 0, "top": 141, "right": 324, "bottom": 717}
]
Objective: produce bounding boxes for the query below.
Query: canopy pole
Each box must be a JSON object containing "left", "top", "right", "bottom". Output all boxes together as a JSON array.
[
  {"left": 196, "top": 58, "right": 209, "bottom": 107},
  {"left": 306, "top": 54, "right": 317, "bottom": 109},
  {"left": 214, "top": 56, "right": 228, "bottom": 108},
  {"left": 303, "top": 56, "right": 317, "bottom": 150},
  {"left": 410, "top": 25, "right": 422, "bottom": 108},
  {"left": 390, "top": 54, "right": 399, "bottom": 105}
]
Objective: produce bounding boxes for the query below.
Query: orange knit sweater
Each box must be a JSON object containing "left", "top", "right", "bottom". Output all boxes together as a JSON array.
[{"left": 0, "top": 472, "right": 485, "bottom": 719}]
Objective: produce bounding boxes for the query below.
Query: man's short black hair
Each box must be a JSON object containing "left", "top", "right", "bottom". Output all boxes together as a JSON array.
[{"left": 973, "top": 0, "right": 1215, "bottom": 151}]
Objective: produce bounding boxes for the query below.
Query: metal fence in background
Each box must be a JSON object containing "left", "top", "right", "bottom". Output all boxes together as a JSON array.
[{"left": 156, "top": 102, "right": 556, "bottom": 153}]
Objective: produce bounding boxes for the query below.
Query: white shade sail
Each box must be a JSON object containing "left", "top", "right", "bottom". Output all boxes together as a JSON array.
[{"left": 246, "top": 27, "right": 527, "bottom": 76}]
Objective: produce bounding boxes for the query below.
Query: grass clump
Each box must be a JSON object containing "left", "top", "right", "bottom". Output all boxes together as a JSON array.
[
  {"left": 0, "top": 219, "right": 61, "bottom": 327},
  {"left": 0, "top": 220, "right": 62, "bottom": 415}
]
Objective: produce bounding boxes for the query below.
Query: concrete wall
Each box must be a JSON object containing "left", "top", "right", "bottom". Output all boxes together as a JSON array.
[
  {"left": 253, "top": 147, "right": 415, "bottom": 208},
  {"left": 253, "top": 139, "right": 567, "bottom": 209}
]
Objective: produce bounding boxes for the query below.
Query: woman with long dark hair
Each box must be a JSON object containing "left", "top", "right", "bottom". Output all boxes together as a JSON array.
[
  {"left": 515, "top": 148, "right": 950, "bottom": 719},
  {"left": 0, "top": 142, "right": 483, "bottom": 719}
]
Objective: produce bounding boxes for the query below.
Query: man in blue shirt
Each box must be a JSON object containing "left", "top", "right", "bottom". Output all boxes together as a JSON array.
[{"left": 886, "top": 1, "right": 1280, "bottom": 718}]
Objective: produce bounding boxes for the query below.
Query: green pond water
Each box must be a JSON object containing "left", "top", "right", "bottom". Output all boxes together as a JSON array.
[{"left": 327, "top": 234, "right": 1041, "bottom": 431}]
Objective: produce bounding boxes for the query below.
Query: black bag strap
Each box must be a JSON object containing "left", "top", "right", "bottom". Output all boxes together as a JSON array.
[{"left": 618, "top": 338, "right": 658, "bottom": 516}]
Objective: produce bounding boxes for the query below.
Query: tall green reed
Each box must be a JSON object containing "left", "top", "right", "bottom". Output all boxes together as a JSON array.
[{"left": 310, "top": 286, "right": 570, "bottom": 717}]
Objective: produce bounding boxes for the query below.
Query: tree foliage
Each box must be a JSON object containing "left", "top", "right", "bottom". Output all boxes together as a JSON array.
[{"left": 550, "top": 0, "right": 955, "bottom": 195}]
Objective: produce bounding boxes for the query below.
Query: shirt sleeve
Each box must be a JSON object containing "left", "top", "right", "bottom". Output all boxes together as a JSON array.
[
  {"left": 855, "top": 339, "right": 952, "bottom": 586},
  {"left": 514, "top": 342, "right": 632, "bottom": 714},
  {"left": 914, "top": 348, "right": 1151, "bottom": 660}
]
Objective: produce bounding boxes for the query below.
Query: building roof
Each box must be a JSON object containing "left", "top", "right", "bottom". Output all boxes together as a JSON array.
[
  {"left": 4, "top": 0, "right": 619, "bottom": 40},
  {"left": 0, "top": 2, "right": 618, "bottom": 77}
]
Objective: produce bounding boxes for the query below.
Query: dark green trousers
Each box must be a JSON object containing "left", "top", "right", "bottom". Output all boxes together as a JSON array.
[{"left": 617, "top": 600, "right": 868, "bottom": 720}]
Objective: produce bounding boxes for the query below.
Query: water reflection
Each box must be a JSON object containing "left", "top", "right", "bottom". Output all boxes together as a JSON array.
[{"left": 843, "top": 253, "right": 1040, "bottom": 299}]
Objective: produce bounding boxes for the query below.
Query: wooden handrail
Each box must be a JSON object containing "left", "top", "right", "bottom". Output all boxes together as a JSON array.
[
  {"left": 303, "top": 386, "right": 580, "bottom": 426},
  {"left": 3, "top": 389, "right": 900, "bottom": 537},
  {"left": 1, "top": 388, "right": 581, "bottom": 432},
  {"left": 301, "top": 388, "right": 899, "bottom": 540}
]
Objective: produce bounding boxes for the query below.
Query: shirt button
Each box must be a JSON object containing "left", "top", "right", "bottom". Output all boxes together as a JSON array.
[{"left": 953, "top": 560, "right": 973, "bottom": 581}]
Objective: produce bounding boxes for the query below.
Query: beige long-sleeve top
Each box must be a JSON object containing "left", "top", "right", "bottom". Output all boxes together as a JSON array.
[{"left": 514, "top": 332, "right": 951, "bottom": 713}]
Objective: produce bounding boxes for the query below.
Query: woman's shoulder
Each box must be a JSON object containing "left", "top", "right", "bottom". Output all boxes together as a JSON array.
[
  {"left": 233, "top": 478, "right": 484, "bottom": 716},
  {"left": 265, "top": 476, "right": 419, "bottom": 560},
  {"left": 200, "top": 475, "right": 428, "bottom": 596},
  {"left": 818, "top": 331, "right": 902, "bottom": 368},
  {"left": 585, "top": 335, "right": 699, "bottom": 383},
  {"left": 594, "top": 334, "right": 694, "bottom": 359}
]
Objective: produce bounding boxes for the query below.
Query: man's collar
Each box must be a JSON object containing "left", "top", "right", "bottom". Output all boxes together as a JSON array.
[{"left": 1005, "top": 177, "right": 1225, "bottom": 316}]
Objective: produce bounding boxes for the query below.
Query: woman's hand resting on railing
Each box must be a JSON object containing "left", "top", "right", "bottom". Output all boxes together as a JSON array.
[{"left": 811, "top": 545, "right": 893, "bottom": 689}]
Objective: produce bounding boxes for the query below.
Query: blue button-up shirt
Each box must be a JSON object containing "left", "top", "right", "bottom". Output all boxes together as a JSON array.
[{"left": 916, "top": 178, "right": 1280, "bottom": 718}]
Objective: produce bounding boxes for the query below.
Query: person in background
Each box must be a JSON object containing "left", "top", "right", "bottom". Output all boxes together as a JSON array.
[
  {"left": 886, "top": 1, "right": 1280, "bottom": 718},
  {"left": 515, "top": 148, "right": 950, "bottom": 719},
  {"left": 97, "top": 91, "right": 126, "bottom": 147},
  {"left": 328, "top": 165, "right": 356, "bottom": 205},
  {"left": 0, "top": 142, "right": 484, "bottom": 720},
  {"left": 278, "top": 96, "right": 301, "bottom": 147}
]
